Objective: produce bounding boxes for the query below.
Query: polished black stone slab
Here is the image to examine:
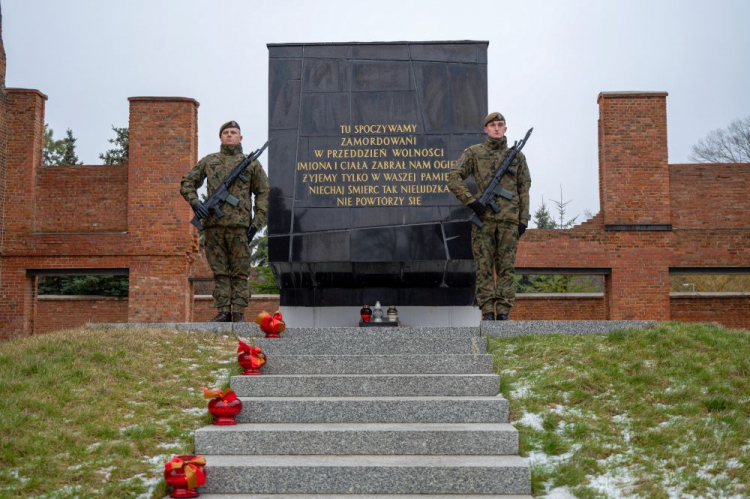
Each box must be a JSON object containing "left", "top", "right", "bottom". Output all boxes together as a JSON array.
[{"left": 267, "top": 41, "right": 488, "bottom": 306}]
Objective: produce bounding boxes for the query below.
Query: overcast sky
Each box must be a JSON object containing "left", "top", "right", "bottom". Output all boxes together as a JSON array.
[{"left": 4, "top": 0, "right": 750, "bottom": 224}]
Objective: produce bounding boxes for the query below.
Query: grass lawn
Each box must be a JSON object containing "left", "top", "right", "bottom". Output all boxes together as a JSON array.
[
  {"left": 488, "top": 321, "right": 750, "bottom": 498},
  {"left": 1, "top": 321, "right": 747, "bottom": 498},
  {"left": 0, "top": 326, "right": 239, "bottom": 499}
]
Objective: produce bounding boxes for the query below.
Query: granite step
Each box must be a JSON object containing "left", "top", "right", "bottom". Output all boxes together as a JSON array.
[
  {"left": 197, "top": 495, "right": 534, "bottom": 499},
  {"left": 260, "top": 354, "right": 494, "bottom": 375},
  {"left": 194, "top": 422, "right": 519, "bottom": 455},
  {"left": 198, "top": 455, "right": 531, "bottom": 495},
  {"left": 255, "top": 336, "right": 486, "bottom": 355},
  {"left": 242, "top": 326, "right": 481, "bottom": 339},
  {"left": 235, "top": 396, "right": 509, "bottom": 424},
  {"left": 230, "top": 373, "right": 500, "bottom": 397}
]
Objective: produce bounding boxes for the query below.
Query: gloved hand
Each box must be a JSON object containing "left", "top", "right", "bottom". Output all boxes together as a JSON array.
[
  {"left": 468, "top": 201, "right": 486, "bottom": 217},
  {"left": 518, "top": 223, "right": 527, "bottom": 237},
  {"left": 246, "top": 225, "right": 257, "bottom": 242},
  {"left": 192, "top": 203, "right": 209, "bottom": 219}
]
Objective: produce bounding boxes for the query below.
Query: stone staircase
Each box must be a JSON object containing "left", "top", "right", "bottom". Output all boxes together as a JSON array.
[{"left": 193, "top": 326, "right": 532, "bottom": 498}]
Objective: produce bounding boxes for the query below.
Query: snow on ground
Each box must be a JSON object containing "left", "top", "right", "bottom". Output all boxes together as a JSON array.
[
  {"left": 515, "top": 411, "right": 544, "bottom": 431},
  {"left": 541, "top": 486, "right": 578, "bottom": 498}
]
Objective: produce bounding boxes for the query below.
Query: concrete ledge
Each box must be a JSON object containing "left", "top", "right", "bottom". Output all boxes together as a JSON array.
[
  {"left": 255, "top": 336, "right": 486, "bottom": 355},
  {"left": 230, "top": 374, "right": 500, "bottom": 397},
  {"left": 236, "top": 396, "right": 509, "bottom": 424},
  {"left": 195, "top": 422, "right": 518, "bottom": 456},
  {"left": 199, "top": 454, "right": 530, "bottom": 495},
  {"left": 197, "top": 495, "right": 533, "bottom": 499},
  {"left": 482, "top": 320, "right": 656, "bottom": 337},
  {"left": 260, "top": 354, "right": 494, "bottom": 375},
  {"left": 197, "top": 495, "right": 534, "bottom": 499}
]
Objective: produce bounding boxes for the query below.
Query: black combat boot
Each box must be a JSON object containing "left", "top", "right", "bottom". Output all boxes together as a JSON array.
[
  {"left": 208, "top": 311, "right": 232, "bottom": 322},
  {"left": 232, "top": 313, "right": 244, "bottom": 323},
  {"left": 496, "top": 313, "right": 510, "bottom": 321},
  {"left": 482, "top": 312, "right": 495, "bottom": 321}
]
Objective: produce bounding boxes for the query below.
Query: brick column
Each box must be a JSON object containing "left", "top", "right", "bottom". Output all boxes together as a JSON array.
[
  {"left": 0, "top": 89, "right": 46, "bottom": 337},
  {"left": 126, "top": 97, "right": 199, "bottom": 322},
  {"left": 606, "top": 233, "right": 672, "bottom": 320},
  {"left": 597, "top": 92, "right": 672, "bottom": 320}
]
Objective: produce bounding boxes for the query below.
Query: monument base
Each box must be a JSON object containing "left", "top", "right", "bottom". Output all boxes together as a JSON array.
[{"left": 280, "top": 306, "right": 481, "bottom": 328}]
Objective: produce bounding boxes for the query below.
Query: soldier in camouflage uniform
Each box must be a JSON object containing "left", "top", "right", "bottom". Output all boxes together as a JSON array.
[
  {"left": 180, "top": 121, "right": 269, "bottom": 322},
  {"left": 448, "top": 112, "right": 531, "bottom": 321}
]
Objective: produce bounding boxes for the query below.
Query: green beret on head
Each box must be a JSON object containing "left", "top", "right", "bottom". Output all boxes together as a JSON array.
[
  {"left": 483, "top": 112, "right": 506, "bottom": 127},
  {"left": 219, "top": 120, "right": 241, "bottom": 136}
]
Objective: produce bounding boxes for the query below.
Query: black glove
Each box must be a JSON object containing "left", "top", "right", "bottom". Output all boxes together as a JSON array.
[
  {"left": 518, "top": 223, "right": 527, "bottom": 238},
  {"left": 192, "top": 203, "right": 209, "bottom": 219},
  {"left": 468, "top": 201, "right": 486, "bottom": 217},
  {"left": 246, "top": 225, "right": 257, "bottom": 242}
]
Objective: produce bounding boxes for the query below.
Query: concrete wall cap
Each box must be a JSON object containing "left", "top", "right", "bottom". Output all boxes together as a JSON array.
[
  {"left": 597, "top": 91, "right": 668, "bottom": 103},
  {"left": 5, "top": 87, "right": 48, "bottom": 99}
]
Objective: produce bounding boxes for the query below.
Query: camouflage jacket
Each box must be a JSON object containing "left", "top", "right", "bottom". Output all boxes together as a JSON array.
[
  {"left": 180, "top": 144, "right": 270, "bottom": 230},
  {"left": 448, "top": 136, "right": 531, "bottom": 225}
]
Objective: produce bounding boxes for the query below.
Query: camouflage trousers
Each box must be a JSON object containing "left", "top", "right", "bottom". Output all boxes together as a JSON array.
[
  {"left": 471, "top": 219, "right": 519, "bottom": 315},
  {"left": 204, "top": 227, "right": 251, "bottom": 312}
]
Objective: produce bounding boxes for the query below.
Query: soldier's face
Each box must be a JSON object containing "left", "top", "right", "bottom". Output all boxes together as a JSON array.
[
  {"left": 484, "top": 120, "right": 507, "bottom": 140},
  {"left": 220, "top": 127, "right": 243, "bottom": 146}
]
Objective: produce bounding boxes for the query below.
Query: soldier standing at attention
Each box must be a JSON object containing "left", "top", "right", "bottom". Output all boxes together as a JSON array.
[
  {"left": 180, "top": 121, "right": 269, "bottom": 322},
  {"left": 448, "top": 112, "right": 531, "bottom": 321}
]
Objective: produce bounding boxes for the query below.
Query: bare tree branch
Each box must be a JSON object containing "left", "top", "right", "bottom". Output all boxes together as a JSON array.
[{"left": 690, "top": 116, "right": 750, "bottom": 163}]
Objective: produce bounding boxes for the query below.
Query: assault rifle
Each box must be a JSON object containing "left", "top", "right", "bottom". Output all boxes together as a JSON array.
[
  {"left": 190, "top": 140, "right": 270, "bottom": 231},
  {"left": 470, "top": 128, "right": 533, "bottom": 228}
]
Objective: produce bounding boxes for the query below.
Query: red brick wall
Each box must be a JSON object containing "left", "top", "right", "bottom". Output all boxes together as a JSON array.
[
  {"left": 513, "top": 294, "right": 607, "bottom": 320},
  {"left": 35, "top": 165, "right": 128, "bottom": 233},
  {"left": 193, "top": 295, "right": 281, "bottom": 322},
  {"left": 670, "top": 294, "right": 750, "bottom": 330},
  {"left": 670, "top": 164, "right": 750, "bottom": 230},
  {"left": 598, "top": 92, "right": 670, "bottom": 226},
  {"left": 35, "top": 296, "right": 128, "bottom": 334}
]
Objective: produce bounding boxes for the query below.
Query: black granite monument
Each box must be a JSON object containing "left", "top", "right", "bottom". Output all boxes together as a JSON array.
[{"left": 267, "top": 41, "right": 488, "bottom": 308}]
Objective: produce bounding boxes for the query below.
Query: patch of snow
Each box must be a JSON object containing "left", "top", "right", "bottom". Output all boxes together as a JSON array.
[
  {"left": 126, "top": 472, "right": 163, "bottom": 499},
  {"left": 510, "top": 382, "right": 530, "bottom": 399},
  {"left": 182, "top": 407, "right": 205, "bottom": 416},
  {"left": 541, "top": 486, "right": 578, "bottom": 498},
  {"left": 586, "top": 466, "right": 637, "bottom": 499},
  {"left": 157, "top": 440, "right": 184, "bottom": 451},
  {"left": 725, "top": 459, "right": 742, "bottom": 469},
  {"left": 97, "top": 466, "right": 116, "bottom": 482},
  {"left": 144, "top": 454, "right": 171, "bottom": 466},
  {"left": 515, "top": 412, "right": 544, "bottom": 431}
]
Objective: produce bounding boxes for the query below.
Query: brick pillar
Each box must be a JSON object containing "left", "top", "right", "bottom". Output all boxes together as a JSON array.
[
  {"left": 597, "top": 92, "right": 671, "bottom": 228},
  {"left": 126, "top": 97, "right": 199, "bottom": 322},
  {"left": 606, "top": 233, "right": 672, "bottom": 320},
  {"left": 598, "top": 92, "right": 672, "bottom": 321},
  {"left": 0, "top": 89, "right": 46, "bottom": 337}
]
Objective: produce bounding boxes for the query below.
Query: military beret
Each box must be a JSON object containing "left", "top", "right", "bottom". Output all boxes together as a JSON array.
[
  {"left": 219, "top": 120, "right": 241, "bottom": 136},
  {"left": 483, "top": 112, "right": 506, "bottom": 127}
]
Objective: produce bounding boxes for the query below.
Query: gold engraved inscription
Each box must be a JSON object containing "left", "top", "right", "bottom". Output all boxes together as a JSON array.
[{"left": 297, "top": 123, "right": 453, "bottom": 206}]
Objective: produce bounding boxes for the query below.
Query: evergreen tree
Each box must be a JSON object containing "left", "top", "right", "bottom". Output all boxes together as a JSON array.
[
  {"left": 99, "top": 126, "right": 129, "bottom": 164},
  {"left": 43, "top": 124, "right": 65, "bottom": 165},
  {"left": 60, "top": 128, "right": 81, "bottom": 165},
  {"left": 532, "top": 198, "right": 555, "bottom": 229}
]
